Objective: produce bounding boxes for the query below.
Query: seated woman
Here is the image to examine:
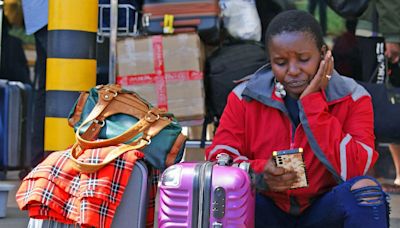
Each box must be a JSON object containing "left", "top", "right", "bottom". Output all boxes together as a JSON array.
[{"left": 205, "top": 10, "right": 389, "bottom": 227}]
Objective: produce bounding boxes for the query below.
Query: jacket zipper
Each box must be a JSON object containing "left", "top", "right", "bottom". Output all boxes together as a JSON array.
[
  {"left": 287, "top": 115, "right": 302, "bottom": 214},
  {"left": 289, "top": 124, "right": 295, "bottom": 149},
  {"left": 288, "top": 116, "right": 297, "bottom": 149}
]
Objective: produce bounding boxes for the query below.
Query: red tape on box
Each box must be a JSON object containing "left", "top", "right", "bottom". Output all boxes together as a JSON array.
[{"left": 117, "top": 35, "right": 203, "bottom": 111}]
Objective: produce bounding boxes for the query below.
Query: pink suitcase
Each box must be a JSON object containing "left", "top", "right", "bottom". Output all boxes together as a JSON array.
[{"left": 158, "top": 153, "right": 255, "bottom": 228}]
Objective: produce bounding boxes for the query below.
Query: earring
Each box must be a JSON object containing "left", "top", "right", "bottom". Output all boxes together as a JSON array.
[{"left": 274, "top": 79, "right": 286, "bottom": 98}]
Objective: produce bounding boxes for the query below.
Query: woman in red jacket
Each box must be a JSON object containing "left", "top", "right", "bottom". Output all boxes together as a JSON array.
[{"left": 206, "top": 10, "right": 389, "bottom": 227}]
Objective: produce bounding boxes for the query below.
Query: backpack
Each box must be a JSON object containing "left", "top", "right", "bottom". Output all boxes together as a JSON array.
[{"left": 204, "top": 41, "right": 268, "bottom": 125}]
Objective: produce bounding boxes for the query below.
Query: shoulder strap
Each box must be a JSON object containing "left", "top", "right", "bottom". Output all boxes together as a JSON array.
[
  {"left": 69, "top": 143, "right": 145, "bottom": 173},
  {"left": 75, "top": 84, "right": 172, "bottom": 148}
]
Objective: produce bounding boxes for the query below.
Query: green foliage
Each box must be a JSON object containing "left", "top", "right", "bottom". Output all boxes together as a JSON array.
[{"left": 294, "top": 0, "right": 345, "bottom": 36}]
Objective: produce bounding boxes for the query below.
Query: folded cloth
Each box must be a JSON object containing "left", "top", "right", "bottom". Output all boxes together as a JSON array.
[
  {"left": 146, "top": 168, "right": 160, "bottom": 228},
  {"left": 16, "top": 145, "right": 144, "bottom": 228}
]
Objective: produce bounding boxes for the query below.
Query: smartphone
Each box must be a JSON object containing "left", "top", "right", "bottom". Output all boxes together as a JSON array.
[{"left": 272, "top": 148, "right": 308, "bottom": 189}]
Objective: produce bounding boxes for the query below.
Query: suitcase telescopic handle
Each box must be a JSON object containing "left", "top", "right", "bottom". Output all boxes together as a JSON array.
[{"left": 216, "top": 153, "right": 232, "bottom": 166}]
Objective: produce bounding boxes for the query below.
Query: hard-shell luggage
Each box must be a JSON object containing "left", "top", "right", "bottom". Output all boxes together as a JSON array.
[
  {"left": 0, "top": 80, "right": 33, "bottom": 176},
  {"left": 17, "top": 82, "right": 34, "bottom": 168},
  {"left": 142, "top": 0, "right": 221, "bottom": 44},
  {"left": 27, "top": 159, "right": 151, "bottom": 228},
  {"left": 6, "top": 81, "right": 23, "bottom": 167},
  {"left": 158, "top": 153, "right": 255, "bottom": 228},
  {"left": 0, "top": 80, "right": 9, "bottom": 173}
]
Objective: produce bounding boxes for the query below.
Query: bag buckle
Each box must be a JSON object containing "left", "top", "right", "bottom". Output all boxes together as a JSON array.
[
  {"left": 103, "top": 89, "right": 118, "bottom": 100},
  {"left": 141, "top": 135, "right": 152, "bottom": 145},
  {"left": 145, "top": 110, "right": 160, "bottom": 123},
  {"left": 144, "top": 138, "right": 152, "bottom": 145},
  {"left": 93, "top": 119, "right": 105, "bottom": 127}
]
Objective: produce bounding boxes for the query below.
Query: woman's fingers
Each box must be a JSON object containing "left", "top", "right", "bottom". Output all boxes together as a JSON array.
[
  {"left": 263, "top": 159, "right": 299, "bottom": 192},
  {"left": 264, "top": 172, "right": 298, "bottom": 192},
  {"left": 328, "top": 51, "right": 334, "bottom": 76},
  {"left": 321, "top": 50, "right": 332, "bottom": 87},
  {"left": 300, "top": 58, "right": 325, "bottom": 98}
]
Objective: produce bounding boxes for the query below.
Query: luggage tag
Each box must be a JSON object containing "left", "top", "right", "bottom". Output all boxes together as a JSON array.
[
  {"left": 163, "top": 14, "right": 174, "bottom": 34},
  {"left": 272, "top": 148, "right": 308, "bottom": 189}
]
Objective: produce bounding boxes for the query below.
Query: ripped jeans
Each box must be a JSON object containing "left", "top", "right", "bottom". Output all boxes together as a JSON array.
[{"left": 255, "top": 176, "right": 390, "bottom": 228}]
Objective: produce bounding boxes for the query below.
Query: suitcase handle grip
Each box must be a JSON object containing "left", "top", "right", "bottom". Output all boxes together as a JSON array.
[
  {"left": 172, "top": 27, "right": 196, "bottom": 33},
  {"left": 160, "top": 19, "right": 201, "bottom": 28}
]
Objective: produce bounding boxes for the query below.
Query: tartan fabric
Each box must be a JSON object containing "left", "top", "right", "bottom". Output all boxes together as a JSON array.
[
  {"left": 16, "top": 145, "right": 144, "bottom": 228},
  {"left": 146, "top": 168, "right": 160, "bottom": 228}
]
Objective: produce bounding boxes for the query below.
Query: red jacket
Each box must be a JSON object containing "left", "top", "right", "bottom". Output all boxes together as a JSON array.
[{"left": 205, "top": 65, "right": 378, "bottom": 214}]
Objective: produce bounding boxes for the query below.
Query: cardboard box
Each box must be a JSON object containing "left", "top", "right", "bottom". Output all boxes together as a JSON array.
[
  {"left": 117, "top": 33, "right": 205, "bottom": 121},
  {"left": 182, "top": 148, "right": 206, "bottom": 162}
]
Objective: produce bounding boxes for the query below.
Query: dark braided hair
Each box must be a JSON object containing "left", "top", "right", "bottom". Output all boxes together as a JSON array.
[{"left": 265, "top": 10, "right": 325, "bottom": 51}]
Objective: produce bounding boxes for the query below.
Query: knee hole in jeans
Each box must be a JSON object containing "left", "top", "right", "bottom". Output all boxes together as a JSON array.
[{"left": 350, "top": 178, "right": 384, "bottom": 206}]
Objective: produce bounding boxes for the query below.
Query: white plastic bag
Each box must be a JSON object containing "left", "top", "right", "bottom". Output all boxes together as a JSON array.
[{"left": 220, "top": 0, "right": 262, "bottom": 41}]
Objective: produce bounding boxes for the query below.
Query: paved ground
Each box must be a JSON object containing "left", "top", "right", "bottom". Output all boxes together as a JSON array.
[
  {"left": 1, "top": 172, "right": 400, "bottom": 227},
  {"left": 0, "top": 174, "right": 29, "bottom": 228},
  {"left": 1, "top": 144, "right": 400, "bottom": 227}
]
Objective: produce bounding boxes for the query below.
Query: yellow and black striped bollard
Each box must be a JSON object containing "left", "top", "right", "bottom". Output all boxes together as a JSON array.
[{"left": 45, "top": 0, "right": 98, "bottom": 151}]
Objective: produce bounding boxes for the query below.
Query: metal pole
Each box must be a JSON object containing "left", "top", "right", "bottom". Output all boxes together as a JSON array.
[{"left": 109, "top": 0, "right": 118, "bottom": 84}]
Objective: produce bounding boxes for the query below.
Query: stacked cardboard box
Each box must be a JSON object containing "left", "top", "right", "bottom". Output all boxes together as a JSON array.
[{"left": 117, "top": 33, "right": 205, "bottom": 121}]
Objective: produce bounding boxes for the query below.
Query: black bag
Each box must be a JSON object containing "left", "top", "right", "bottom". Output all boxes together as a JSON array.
[
  {"left": 358, "top": 81, "right": 400, "bottom": 143},
  {"left": 99, "top": 0, "right": 142, "bottom": 33},
  {"left": 0, "top": 20, "right": 30, "bottom": 84},
  {"left": 357, "top": 62, "right": 400, "bottom": 143},
  {"left": 325, "top": 0, "right": 369, "bottom": 19},
  {"left": 255, "top": 0, "right": 296, "bottom": 43},
  {"left": 204, "top": 41, "right": 268, "bottom": 123}
]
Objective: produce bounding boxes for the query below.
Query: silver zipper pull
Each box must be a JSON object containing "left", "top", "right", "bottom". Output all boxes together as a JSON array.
[{"left": 212, "top": 222, "right": 223, "bottom": 228}]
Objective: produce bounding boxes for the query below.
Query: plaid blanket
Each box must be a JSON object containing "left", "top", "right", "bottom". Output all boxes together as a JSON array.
[
  {"left": 16, "top": 145, "right": 144, "bottom": 228},
  {"left": 146, "top": 168, "right": 160, "bottom": 228}
]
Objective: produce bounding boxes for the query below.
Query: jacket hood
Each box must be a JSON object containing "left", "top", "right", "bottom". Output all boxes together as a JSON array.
[{"left": 242, "top": 64, "right": 370, "bottom": 107}]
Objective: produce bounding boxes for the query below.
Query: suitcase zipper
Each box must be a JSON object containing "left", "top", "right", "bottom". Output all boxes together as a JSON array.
[
  {"left": 197, "top": 163, "right": 206, "bottom": 227},
  {"left": 202, "top": 162, "right": 213, "bottom": 227},
  {"left": 194, "top": 162, "right": 213, "bottom": 228},
  {"left": 192, "top": 164, "right": 202, "bottom": 227}
]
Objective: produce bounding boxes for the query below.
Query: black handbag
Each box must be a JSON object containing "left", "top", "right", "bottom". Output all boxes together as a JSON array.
[
  {"left": 325, "top": 0, "right": 369, "bottom": 19},
  {"left": 358, "top": 62, "right": 400, "bottom": 143}
]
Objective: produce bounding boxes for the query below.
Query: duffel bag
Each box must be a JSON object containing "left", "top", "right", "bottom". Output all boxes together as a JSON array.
[{"left": 68, "top": 84, "right": 186, "bottom": 170}]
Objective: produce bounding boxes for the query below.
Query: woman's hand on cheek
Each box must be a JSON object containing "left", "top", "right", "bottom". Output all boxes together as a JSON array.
[
  {"left": 300, "top": 50, "right": 334, "bottom": 99},
  {"left": 263, "top": 158, "right": 298, "bottom": 192}
]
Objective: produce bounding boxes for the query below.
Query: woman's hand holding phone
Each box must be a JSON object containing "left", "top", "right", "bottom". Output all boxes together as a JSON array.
[{"left": 262, "top": 158, "right": 298, "bottom": 192}]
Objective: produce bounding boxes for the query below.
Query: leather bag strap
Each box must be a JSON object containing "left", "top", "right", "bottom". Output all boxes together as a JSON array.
[
  {"left": 76, "top": 110, "right": 161, "bottom": 149},
  {"left": 68, "top": 92, "right": 89, "bottom": 127},
  {"left": 75, "top": 84, "right": 172, "bottom": 149},
  {"left": 69, "top": 143, "right": 146, "bottom": 173}
]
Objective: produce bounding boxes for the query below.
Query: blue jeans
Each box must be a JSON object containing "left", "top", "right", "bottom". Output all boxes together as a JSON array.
[{"left": 255, "top": 176, "right": 390, "bottom": 228}]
